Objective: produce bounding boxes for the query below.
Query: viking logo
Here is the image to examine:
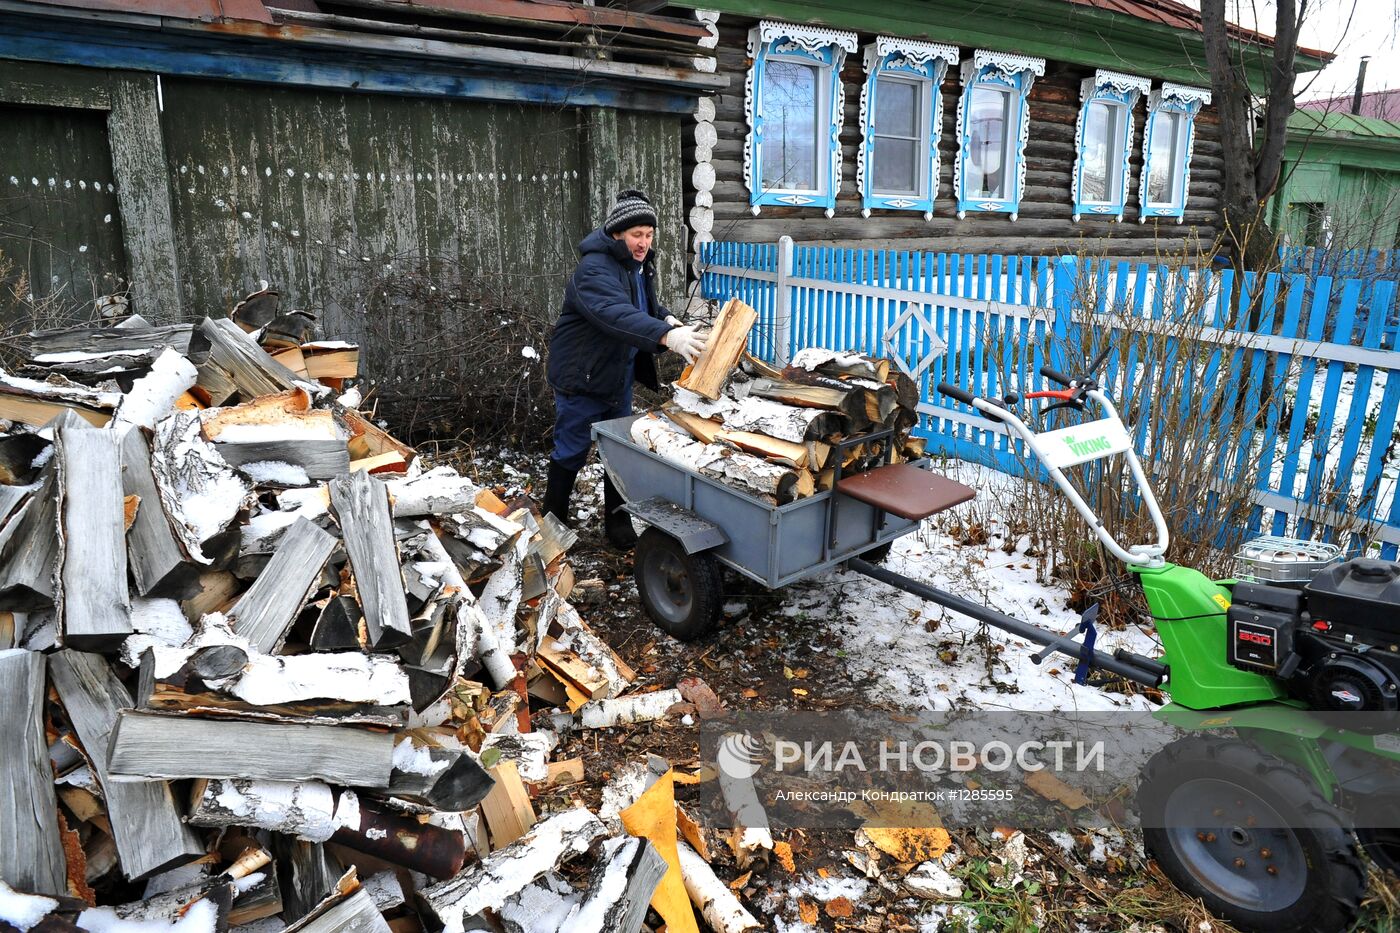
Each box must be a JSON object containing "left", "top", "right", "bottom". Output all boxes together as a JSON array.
[
  {"left": 715, "top": 732, "right": 766, "bottom": 780},
  {"left": 1064, "top": 435, "right": 1112, "bottom": 458}
]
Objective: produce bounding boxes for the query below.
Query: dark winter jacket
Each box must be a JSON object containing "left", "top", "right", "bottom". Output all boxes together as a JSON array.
[{"left": 547, "top": 228, "right": 672, "bottom": 403}]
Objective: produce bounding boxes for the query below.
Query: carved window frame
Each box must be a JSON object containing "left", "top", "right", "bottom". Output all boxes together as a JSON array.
[
  {"left": 744, "top": 20, "right": 858, "bottom": 217},
  {"left": 953, "top": 50, "right": 1045, "bottom": 220},
  {"left": 1071, "top": 69, "right": 1150, "bottom": 222},
  {"left": 857, "top": 37, "right": 959, "bottom": 220},
  {"left": 1138, "top": 82, "right": 1211, "bottom": 223}
]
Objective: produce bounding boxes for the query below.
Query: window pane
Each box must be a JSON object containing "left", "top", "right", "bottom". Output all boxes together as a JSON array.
[
  {"left": 876, "top": 78, "right": 918, "bottom": 138},
  {"left": 1147, "top": 111, "right": 1182, "bottom": 206},
  {"left": 761, "top": 60, "right": 819, "bottom": 191},
  {"left": 967, "top": 86, "right": 1011, "bottom": 200},
  {"left": 873, "top": 137, "right": 918, "bottom": 194},
  {"left": 1081, "top": 101, "right": 1121, "bottom": 203}
]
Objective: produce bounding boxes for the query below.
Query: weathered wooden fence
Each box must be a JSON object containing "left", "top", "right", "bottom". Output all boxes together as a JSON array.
[{"left": 700, "top": 237, "right": 1400, "bottom": 558}]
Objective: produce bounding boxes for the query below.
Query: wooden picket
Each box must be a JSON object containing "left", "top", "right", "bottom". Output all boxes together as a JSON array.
[{"left": 698, "top": 239, "right": 1400, "bottom": 557}]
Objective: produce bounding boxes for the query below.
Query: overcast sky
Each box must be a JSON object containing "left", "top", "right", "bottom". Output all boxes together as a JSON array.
[{"left": 1178, "top": 0, "right": 1399, "bottom": 102}]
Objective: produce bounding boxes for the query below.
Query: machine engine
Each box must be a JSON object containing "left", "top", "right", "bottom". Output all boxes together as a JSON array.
[{"left": 1227, "top": 542, "right": 1400, "bottom": 714}]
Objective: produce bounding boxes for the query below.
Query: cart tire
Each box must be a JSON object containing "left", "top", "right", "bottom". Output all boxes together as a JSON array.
[
  {"left": 1137, "top": 735, "right": 1365, "bottom": 933},
  {"left": 634, "top": 528, "right": 724, "bottom": 641},
  {"left": 860, "top": 541, "right": 894, "bottom": 564}
]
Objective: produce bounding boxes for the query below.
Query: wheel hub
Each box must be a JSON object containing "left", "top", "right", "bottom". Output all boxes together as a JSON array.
[{"left": 1164, "top": 778, "right": 1307, "bottom": 910}]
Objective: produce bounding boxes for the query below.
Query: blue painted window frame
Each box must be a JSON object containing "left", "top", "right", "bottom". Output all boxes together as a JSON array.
[
  {"left": 744, "top": 21, "right": 858, "bottom": 217},
  {"left": 953, "top": 50, "right": 1045, "bottom": 220},
  {"left": 1138, "top": 82, "right": 1212, "bottom": 224},
  {"left": 1071, "top": 70, "right": 1150, "bottom": 222},
  {"left": 857, "top": 38, "right": 959, "bottom": 220}
]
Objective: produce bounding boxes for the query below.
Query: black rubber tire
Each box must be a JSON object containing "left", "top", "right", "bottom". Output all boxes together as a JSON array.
[
  {"left": 633, "top": 528, "right": 724, "bottom": 641},
  {"left": 859, "top": 541, "right": 894, "bottom": 564},
  {"left": 1137, "top": 735, "right": 1365, "bottom": 933}
]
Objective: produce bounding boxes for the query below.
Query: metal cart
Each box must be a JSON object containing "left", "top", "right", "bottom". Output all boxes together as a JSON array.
[{"left": 591, "top": 413, "right": 1166, "bottom": 687}]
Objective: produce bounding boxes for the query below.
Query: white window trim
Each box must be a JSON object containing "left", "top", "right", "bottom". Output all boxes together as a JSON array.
[
  {"left": 953, "top": 49, "right": 1046, "bottom": 220},
  {"left": 857, "top": 36, "right": 958, "bottom": 220},
  {"left": 1138, "top": 81, "right": 1211, "bottom": 224},
  {"left": 1071, "top": 69, "right": 1150, "bottom": 222},
  {"left": 744, "top": 20, "right": 858, "bottom": 217}
]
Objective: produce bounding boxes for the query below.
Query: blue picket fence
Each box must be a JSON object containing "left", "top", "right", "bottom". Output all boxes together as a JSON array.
[{"left": 699, "top": 238, "right": 1400, "bottom": 558}]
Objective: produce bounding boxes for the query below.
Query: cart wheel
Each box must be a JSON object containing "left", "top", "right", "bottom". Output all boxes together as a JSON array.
[
  {"left": 1137, "top": 735, "right": 1365, "bottom": 933},
  {"left": 634, "top": 528, "right": 724, "bottom": 641},
  {"left": 860, "top": 541, "right": 894, "bottom": 564}
]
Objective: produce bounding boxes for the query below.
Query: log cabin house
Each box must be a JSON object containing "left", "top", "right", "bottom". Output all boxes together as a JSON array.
[{"left": 655, "top": 0, "right": 1333, "bottom": 260}]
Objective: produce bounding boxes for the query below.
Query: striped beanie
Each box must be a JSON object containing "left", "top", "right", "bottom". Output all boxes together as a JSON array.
[{"left": 604, "top": 188, "right": 658, "bottom": 234}]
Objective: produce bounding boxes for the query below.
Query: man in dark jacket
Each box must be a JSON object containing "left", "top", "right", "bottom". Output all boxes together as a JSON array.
[{"left": 542, "top": 189, "right": 706, "bottom": 547}]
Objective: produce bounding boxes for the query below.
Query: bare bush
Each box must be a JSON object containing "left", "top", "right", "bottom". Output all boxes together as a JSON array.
[
  {"left": 349, "top": 260, "right": 554, "bottom": 448},
  {"left": 972, "top": 251, "right": 1379, "bottom": 626}
]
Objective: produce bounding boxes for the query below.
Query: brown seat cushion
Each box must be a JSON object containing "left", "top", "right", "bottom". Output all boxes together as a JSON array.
[{"left": 836, "top": 463, "right": 976, "bottom": 520}]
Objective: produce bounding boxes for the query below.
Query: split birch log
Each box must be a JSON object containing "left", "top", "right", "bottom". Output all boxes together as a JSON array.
[
  {"left": 271, "top": 837, "right": 343, "bottom": 923},
  {"left": 410, "top": 527, "right": 515, "bottom": 688},
  {"left": 28, "top": 321, "right": 196, "bottom": 357},
  {"left": 778, "top": 367, "right": 897, "bottom": 423},
  {"left": 226, "top": 517, "right": 337, "bottom": 653},
  {"left": 196, "top": 318, "right": 303, "bottom": 404},
  {"left": 479, "top": 732, "right": 553, "bottom": 784},
  {"left": 283, "top": 875, "right": 391, "bottom": 933},
  {"left": 388, "top": 740, "right": 493, "bottom": 811},
  {"left": 677, "top": 840, "right": 761, "bottom": 932},
  {"left": 672, "top": 387, "right": 845, "bottom": 443},
  {"left": 48, "top": 650, "right": 204, "bottom": 880},
  {"left": 478, "top": 760, "right": 536, "bottom": 849},
  {"left": 330, "top": 470, "right": 412, "bottom": 649},
  {"left": 565, "top": 836, "right": 668, "bottom": 933},
  {"left": 788, "top": 347, "right": 891, "bottom": 382},
  {"left": 120, "top": 427, "right": 200, "bottom": 599},
  {"left": 0, "top": 369, "right": 119, "bottom": 427},
  {"left": 676, "top": 297, "right": 758, "bottom": 400},
  {"left": 56, "top": 418, "right": 132, "bottom": 649},
  {"left": 630, "top": 415, "right": 802, "bottom": 504},
  {"left": 106, "top": 709, "right": 395, "bottom": 787},
  {"left": 579, "top": 688, "right": 685, "bottom": 729},
  {"left": 188, "top": 779, "right": 364, "bottom": 845},
  {"left": 230, "top": 288, "right": 280, "bottom": 331},
  {"left": 215, "top": 441, "right": 350, "bottom": 481},
  {"left": 150, "top": 411, "right": 252, "bottom": 564},
  {"left": 420, "top": 808, "right": 608, "bottom": 933},
  {"left": 301, "top": 342, "right": 360, "bottom": 380},
  {"left": 0, "top": 463, "right": 60, "bottom": 609},
  {"left": 114, "top": 348, "right": 200, "bottom": 429},
  {"left": 0, "top": 650, "right": 68, "bottom": 896},
  {"left": 744, "top": 376, "right": 868, "bottom": 424},
  {"left": 385, "top": 468, "right": 481, "bottom": 518}
]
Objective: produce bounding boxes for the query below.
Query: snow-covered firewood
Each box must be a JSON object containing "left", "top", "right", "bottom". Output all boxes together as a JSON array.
[
  {"left": 114, "top": 348, "right": 199, "bottom": 429},
  {"left": 411, "top": 527, "right": 515, "bottom": 689},
  {"left": 677, "top": 840, "right": 761, "bottom": 932},
  {"left": 565, "top": 836, "right": 667, "bottom": 933},
  {"left": 150, "top": 411, "right": 252, "bottom": 563},
  {"left": 578, "top": 689, "right": 684, "bottom": 729},
  {"left": 789, "top": 347, "right": 890, "bottom": 381},
  {"left": 421, "top": 809, "right": 608, "bottom": 933},
  {"left": 674, "top": 387, "right": 842, "bottom": 443},
  {"left": 479, "top": 731, "right": 554, "bottom": 784},
  {"left": 0, "top": 879, "right": 58, "bottom": 932},
  {"left": 386, "top": 468, "right": 482, "bottom": 517},
  {"left": 186, "top": 778, "right": 353, "bottom": 842},
  {"left": 477, "top": 535, "right": 527, "bottom": 654},
  {"left": 630, "top": 416, "right": 802, "bottom": 504}
]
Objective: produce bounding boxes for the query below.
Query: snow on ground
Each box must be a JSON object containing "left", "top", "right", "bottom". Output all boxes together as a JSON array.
[{"left": 776, "top": 462, "right": 1161, "bottom": 714}]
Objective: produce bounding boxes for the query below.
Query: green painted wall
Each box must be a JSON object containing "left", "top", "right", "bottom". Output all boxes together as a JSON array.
[
  {"left": 1274, "top": 157, "right": 1400, "bottom": 249},
  {"left": 0, "top": 103, "right": 125, "bottom": 316},
  {"left": 0, "top": 64, "right": 687, "bottom": 336}
]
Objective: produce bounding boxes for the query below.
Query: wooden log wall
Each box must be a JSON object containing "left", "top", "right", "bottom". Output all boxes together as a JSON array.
[{"left": 691, "top": 17, "right": 1225, "bottom": 259}]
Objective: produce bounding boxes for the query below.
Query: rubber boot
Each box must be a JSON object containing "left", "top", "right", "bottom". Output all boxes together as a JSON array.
[
  {"left": 542, "top": 460, "right": 580, "bottom": 526},
  {"left": 602, "top": 472, "right": 638, "bottom": 550}
]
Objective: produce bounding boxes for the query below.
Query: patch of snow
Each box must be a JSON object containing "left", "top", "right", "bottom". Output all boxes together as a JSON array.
[
  {"left": 0, "top": 880, "right": 57, "bottom": 931},
  {"left": 237, "top": 461, "right": 311, "bottom": 486},
  {"left": 78, "top": 897, "right": 219, "bottom": 933},
  {"left": 521, "top": 346, "right": 538, "bottom": 360}
]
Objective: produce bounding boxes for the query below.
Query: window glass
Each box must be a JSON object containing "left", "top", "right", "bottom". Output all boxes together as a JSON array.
[
  {"left": 967, "top": 85, "right": 1011, "bottom": 200},
  {"left": 1081, "top": 100, "right": 1121, "bottom": 203},
  {"left": 761, "top": 59, "right": 819, "bottom": 191},
  {"left": 1147, "top": 111, "right": 1182, "bottom": 205},
  {"left": 873, "top": 77, "right": 921, "bottom": 195}
]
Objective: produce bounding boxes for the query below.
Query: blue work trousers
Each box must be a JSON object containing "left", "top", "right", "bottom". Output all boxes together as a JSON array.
[{"left": 552, "top": 379, "right": 633, "bottom": 472}]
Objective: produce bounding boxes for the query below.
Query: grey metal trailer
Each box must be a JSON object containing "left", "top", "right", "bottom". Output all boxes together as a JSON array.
[{"left": 591, "top": 412, "right": 1167, "bottom": 687}]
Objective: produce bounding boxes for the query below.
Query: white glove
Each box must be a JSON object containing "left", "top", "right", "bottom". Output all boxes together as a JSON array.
[
  {"left": 665, "top": 314, "right": 683, "bottom": 328},
  {"left": 664, "top": 325, "right": 708, "bottom": 364}
]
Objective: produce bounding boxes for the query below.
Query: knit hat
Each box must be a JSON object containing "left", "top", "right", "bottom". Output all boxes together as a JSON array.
[{"left": 604, "top": 188, "right": 658, "bottom": 235}]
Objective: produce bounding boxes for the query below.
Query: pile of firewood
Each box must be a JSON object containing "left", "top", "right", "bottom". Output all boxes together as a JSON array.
[
  {"left": 0, "top": 296, "right": 753, "bottom": 933},
  {"left": 629, "top": 298, "right": 927, "bottom": 504}
]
